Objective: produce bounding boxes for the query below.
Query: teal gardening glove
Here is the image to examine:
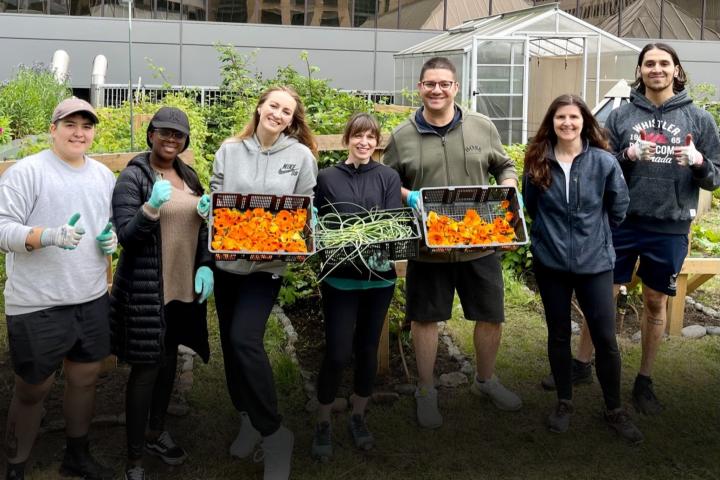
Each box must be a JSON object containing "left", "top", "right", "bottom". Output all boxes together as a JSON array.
[
  {"left": 194, "top": 266, "right": 214, "bottom": 303},
  {"left": 40, "top": 212, "right": 85, "bottom": 249},
  {"left": 148, "top": 179, "right": 172, "bottom": 209},
  {"left": 406, "top": 190, "right": 421, "bottom": 210},
  {"left": 95, "top": 222, "right": 118, "bottom": 255},
  {"left": 197, "top": 194, "right": 211, "bottom": 220}
]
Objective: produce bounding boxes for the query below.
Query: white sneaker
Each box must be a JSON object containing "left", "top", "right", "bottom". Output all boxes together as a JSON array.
[
  {"left": 414, "top": 386, "right": 443, "bottom": 429},
  {"left": 470, "top": 375, "right": 522, "bottom": 411},
  {"left": 261, "top": 425, "right": 294, "bottom": 480},
  {"left": 229, "top": 412, "right": 261, "bottom": 459}
]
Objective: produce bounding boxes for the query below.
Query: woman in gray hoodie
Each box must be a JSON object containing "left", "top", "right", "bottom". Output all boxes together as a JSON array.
[{"left": 209, "top": 86, "right": 318, "bottom": 480}]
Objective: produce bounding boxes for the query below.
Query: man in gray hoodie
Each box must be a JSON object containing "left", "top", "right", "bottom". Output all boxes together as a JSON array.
[{"left": 568, "top": 43, "right": 720, "bottom": 416}]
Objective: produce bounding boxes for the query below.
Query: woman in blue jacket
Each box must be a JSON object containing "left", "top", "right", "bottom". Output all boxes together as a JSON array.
[
  {"left": 311, "top": 113, "right": 402, "bottom": 461},
  {"left": 522, "top": 95, "right": 641, "bottom": 442}
]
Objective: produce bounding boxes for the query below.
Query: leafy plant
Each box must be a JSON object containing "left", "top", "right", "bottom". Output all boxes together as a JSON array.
[
  {"left": 691, "top": 223, "right": 720, "bottom": 256},
  {"left": 0, "top": 63, "right": 71, "bottom": 139},
  {"left": 277, "top": 262, "right": 319, "bottom": 307},
  {"left": 0, "top": 116, "right": 11, "bottom": 145}
]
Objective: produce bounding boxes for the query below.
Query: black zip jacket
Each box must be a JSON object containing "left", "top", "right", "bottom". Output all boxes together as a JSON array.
[
  {"left": 314, "top": 160, "right": 403, "bottom": 281},
  {"left": 605, "top": 89, "right": 720, "bottom": 234},
  {"left": 110, "top": 152, "right": 212, "bottom": 364},
  {"left": 523, "top": 143, "right": 629, "bottom": 274}
]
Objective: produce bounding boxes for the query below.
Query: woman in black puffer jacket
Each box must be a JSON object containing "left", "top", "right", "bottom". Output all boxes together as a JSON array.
[{"left": 110, "top": 107, "right": 213, "bottom": 480}]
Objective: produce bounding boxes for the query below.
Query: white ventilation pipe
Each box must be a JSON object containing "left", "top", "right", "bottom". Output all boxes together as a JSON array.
[
  {"left": 90, "top": 55, "right": 108, "bottom": 108},
  {"left": 51, "top": 50, "right": 70, "bottom": 83}
]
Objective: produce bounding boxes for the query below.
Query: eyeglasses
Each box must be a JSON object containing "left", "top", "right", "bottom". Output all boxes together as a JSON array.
[
  {"left": 420, "top": 81, "right": 456, "bottom": 91},
  {"left": 155, "top": 128, "right": 187, "bottom": 141}
]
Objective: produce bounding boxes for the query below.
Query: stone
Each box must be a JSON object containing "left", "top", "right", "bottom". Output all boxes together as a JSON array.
[
  {"left": 167, "top": 403, "right": 190, "bottom": 417},
  {"left": 685, "top": 297, "right": 695, "bottom": 306},
  {"left": 571, "top": 321, "right": 580, "bottom": 335},
  {"left": 438, "top": 371, "right": 468, "bottom": 388},
  {"left": 395, "top": 383, "right": 416, "bottom": 395},
  {"left": 304, "top": 382, "right": 316, "bottom": 394},
  {"left": 181, "top": 357, "right": 194, "bottom": 372},
  {"left": 695, "top": 303, "right": 704, "bottom": 311},
  {"left": 176, "top": 371, "right": 193, "bottom": 393},
  {"left": 446, "top": 345, "right": 461, "bottom": 358},
  {"left": 299, "top": 369, "right": 313, "bottom": 381},
  {"left": 177, "top": 345, "right": 196, "bottom": 356},
  {"left": 631, "top": 330, "right": 642, "bottom": 343},
  {"left": 305, "top": 397, "right": 319, "bottom": 412},
  {"left": 681, "top": 325, "right": 707, "bottom": 339},
  {"left": 705, "top": 308, "right": 718, "bottom": 317},
  {"left": 460, "top": 362, "right": 475, "bottom": 375},
  {"left": 371, "top": 391, "right": 400, "bottom": 405},
  {"left": 706, "top": 326, "right": 720, "bottom": 336}
]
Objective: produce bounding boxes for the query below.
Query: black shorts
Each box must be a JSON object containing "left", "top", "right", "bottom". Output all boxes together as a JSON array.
[
  {"left": 7, "top": 293, "right": 111, "bottom": 384},
  {"left": 405, "top": 254, "right": 505, "bottom": 323},
  {"left": 612, "top": 225, "right": 689, "bottom": 296}
]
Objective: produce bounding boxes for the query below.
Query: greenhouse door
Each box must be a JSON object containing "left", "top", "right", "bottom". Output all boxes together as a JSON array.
[{"left": 471, "top": 36, "right": 529, "bottom": 144}]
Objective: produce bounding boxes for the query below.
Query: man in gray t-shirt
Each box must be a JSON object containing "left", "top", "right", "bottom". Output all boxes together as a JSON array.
[{"left": 0, "top": 98, "right": 117, "bottom": 480}]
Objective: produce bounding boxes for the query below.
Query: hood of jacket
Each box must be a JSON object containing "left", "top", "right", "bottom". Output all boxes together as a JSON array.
[{"left": 242, "top": 132, "right": 299, "bottom": 154}]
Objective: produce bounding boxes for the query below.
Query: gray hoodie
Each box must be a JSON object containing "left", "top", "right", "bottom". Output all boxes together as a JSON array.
[
  {"left": 605, "top": 89, "right": 720, "bottom": 234},
  {"left": 210, "top": 133, "right": 318, "bottom": 275}
]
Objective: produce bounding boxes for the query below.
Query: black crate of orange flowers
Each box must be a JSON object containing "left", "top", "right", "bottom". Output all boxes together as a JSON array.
[
  {"left": 208, "top": 192, "right": 315, "bottom": 262},
  {"left": 418, "top": 185, "right": 528, "bottom": 251}
]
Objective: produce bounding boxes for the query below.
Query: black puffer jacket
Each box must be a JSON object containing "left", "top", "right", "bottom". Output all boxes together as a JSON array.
[{"left": 110, "top": 152, "right": 212, "bottom": 364}]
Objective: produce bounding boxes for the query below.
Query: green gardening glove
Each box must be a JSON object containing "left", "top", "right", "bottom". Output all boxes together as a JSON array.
[
  {"left": 194, "top": 266, "right": 214, "bottom": 303},
  {"left": 95, "top": 222, "right": 118, "bottom": 255},
  {"left": 148, "top": 179, "right": 172, "bottom": 209}
]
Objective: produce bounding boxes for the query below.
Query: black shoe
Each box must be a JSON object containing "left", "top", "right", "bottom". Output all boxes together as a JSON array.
[
  {"left": 145, "top": 431, "right": 187, "bottom": 466},
  {"left": 547, "top": 400, "right": 574, "bottom": 433},
  {"left": 348, "top": 414, "right": 374, "bottom": 451},
  {"left": 124, "top": 465, "right": 145, "bottom": 480},
  {"left": 632, "top": 376, "right": 664, "bottom": 415},
  {"left": 605, "top": 408, "right": 644, "bottom": 444},
  {"left": 311, "top": 421, "right": 332, "bottom": 462},
  {"left": 59, "top": 436, "right": 113, "bottom": 480},
  {"left": 541, "top": 359, "right": 593, "bottom": 391},
  {"left": 6, "top": 461, "right": 25, "bottom": 480}
]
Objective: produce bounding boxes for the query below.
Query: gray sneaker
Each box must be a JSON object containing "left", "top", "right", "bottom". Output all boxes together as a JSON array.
[
  {"left": 414, "top": 386, "right": 443, "bottom": 429},
  {"left": 605, "top": 408, "right": 644, "bottom": 444},
  {"left": 261, "top": 425, "right": 294, "bottom": 480},
  {"left": 230, "top": 412, "right": 262, "bottom": 459},
  {"left": 311, "top": 421, "right": 332, "bottom": 462},
  {"left": 348, "top": 414, "right": 374, "bottom": 451},
  {"left": 470, "top": 375, "right": 522, "bottom": 411},
  {"left": 124, "top": 465, "right": 145, "bottom": 480},
  {"left": 547, "top": 400, "right": 574, "bottom": 433}
]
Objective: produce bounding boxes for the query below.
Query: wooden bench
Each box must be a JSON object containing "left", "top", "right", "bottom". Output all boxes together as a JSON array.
[{"left": 666, "top": 257, "right": 720, "bottom": 335}]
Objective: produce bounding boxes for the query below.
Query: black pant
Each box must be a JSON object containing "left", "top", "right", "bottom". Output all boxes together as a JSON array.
[
  {"left": 215, "top": 270, "right": 283, "bottom": 437},
  {"left": 125, "top": 303, "right": 182, "bottom": 461},
  {"left": 534, "top": 262, "right": 621, "bottom": 410},
  {"left": 316, "top": 283, "right": 395, "bottom": 405}
]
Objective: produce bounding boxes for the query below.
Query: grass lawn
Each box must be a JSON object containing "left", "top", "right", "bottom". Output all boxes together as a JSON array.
[{"left": 0, "top": 249, "right": 719, "bottom": 479}]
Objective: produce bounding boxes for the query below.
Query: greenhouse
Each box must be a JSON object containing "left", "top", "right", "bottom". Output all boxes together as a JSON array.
[{"left": 394, "top": 3, "right": 641, "bottom": 144}]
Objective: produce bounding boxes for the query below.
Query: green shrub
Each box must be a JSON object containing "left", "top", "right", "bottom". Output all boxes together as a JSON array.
[
  {"left": 0, "top": 116, "right": 11, "bottom": 145},
  {"left": 0, "top": 63, "right": 71, "bottom": 138}
]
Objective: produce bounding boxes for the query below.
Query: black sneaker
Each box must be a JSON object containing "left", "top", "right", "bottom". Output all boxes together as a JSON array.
[
  {"left": 145, "top": 431, "right": 187, "bottom": 466},
  {"left": 124, "top": 465, "right": 145, "bottom": 480},
  {"left": 59, "top": 439, "right": 113, "bottom": 480},
  {"left": 605, "top": 408, "right": 644, "bottom": 444},
  {"left": 348, "top": 414, "right": 374, "bottom": 451},
  {"left": 632, "top": 376, "right": 664, "bottom": 415},
  {"left": 547, "top": 400, "right": 574, "bottom": 433},
  {"left": 541, "top": 359, "right": 593, "bottom": 391},
  {"left": 311, "top": 421, "right": 332, "bottom": 462},
  {"left": 6, "top": 461, "right": 25, "bottom": 480}
]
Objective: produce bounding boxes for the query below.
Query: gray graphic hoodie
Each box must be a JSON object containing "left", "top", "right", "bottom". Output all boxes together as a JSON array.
[
  {"left": 210, "top": 133, "right": 318, "bottom": 275},
  {"left": 605, "top": 89, "right": 720, "bottom": 234}
]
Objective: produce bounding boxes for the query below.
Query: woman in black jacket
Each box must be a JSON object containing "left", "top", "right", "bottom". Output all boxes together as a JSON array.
[
  {"left": 522, "top": 95, "right": 641, "bottom": 442},
  {"left": 110, "top": 107, "right": 214, "bottom": 480},
  {"left": 310, "top": 113, "right": 402, "bottom": 461}
]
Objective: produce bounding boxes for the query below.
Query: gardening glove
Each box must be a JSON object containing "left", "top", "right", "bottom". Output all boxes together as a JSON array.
[
  {"left": 516, "top": 191, "right": 525, "bottom": 211},
  {"left": 366, "top": 250, "right": 392, "bottom": 272},
  {"left": 627, "top": 129, "right": 655, "bottom": 161},
  {"left": 194, "top": 266, "right": 214, "bottom": 304},
  {"left": 148, "top": 179, "right": 172, "bottom": 209},
  {"left": 406, "top": 190, "right": 421, "bottom": 210},
  {"left": 311, "top": 206, "right": 319, "bottom": 228},
  {"left": 95, "top": 222, "right": 118, "bottom": 255},
  {"left": 40, "top": 212, "right": 85, "bottom": 249},
  {"left": 197, "top": 194, "right": 211, "bottom": 220},
  {"left": 674, "top": 134, "right": 703, "bottom": 167}
]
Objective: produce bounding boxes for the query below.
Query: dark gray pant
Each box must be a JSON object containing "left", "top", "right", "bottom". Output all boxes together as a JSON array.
[{"left": 215, "top": 270, "right": 283, "bottom": 437}]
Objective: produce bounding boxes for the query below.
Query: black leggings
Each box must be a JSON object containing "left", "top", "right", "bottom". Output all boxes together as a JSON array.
[
  {"left": 316, "top": 283, "right": 395, "bottom": 405},
  {"left": 214, "top": 270, "right": 283, "bottom": 437},
  {"left": 534, "top": 262, "right": 621, "bottom": 410},
  {"left": 125, "top": 340, "right": 178, "bottom": 460}
]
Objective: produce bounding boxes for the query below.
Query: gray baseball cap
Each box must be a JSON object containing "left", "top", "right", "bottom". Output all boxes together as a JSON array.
[{"left": 51, "top": 97, "right": 99, "bottom": 124}]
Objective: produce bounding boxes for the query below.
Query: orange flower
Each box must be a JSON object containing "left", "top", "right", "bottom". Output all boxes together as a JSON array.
[
  {"left": 426, "top": 207, "right": 516, "bottom": 247},
  {"left": 212, "top": 207, "right": 309, "bottom": 254}
]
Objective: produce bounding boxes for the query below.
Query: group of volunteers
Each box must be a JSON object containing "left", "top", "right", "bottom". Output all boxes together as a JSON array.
[{"left": 1, "top": 41, "right": 718, "bottom": 480}]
